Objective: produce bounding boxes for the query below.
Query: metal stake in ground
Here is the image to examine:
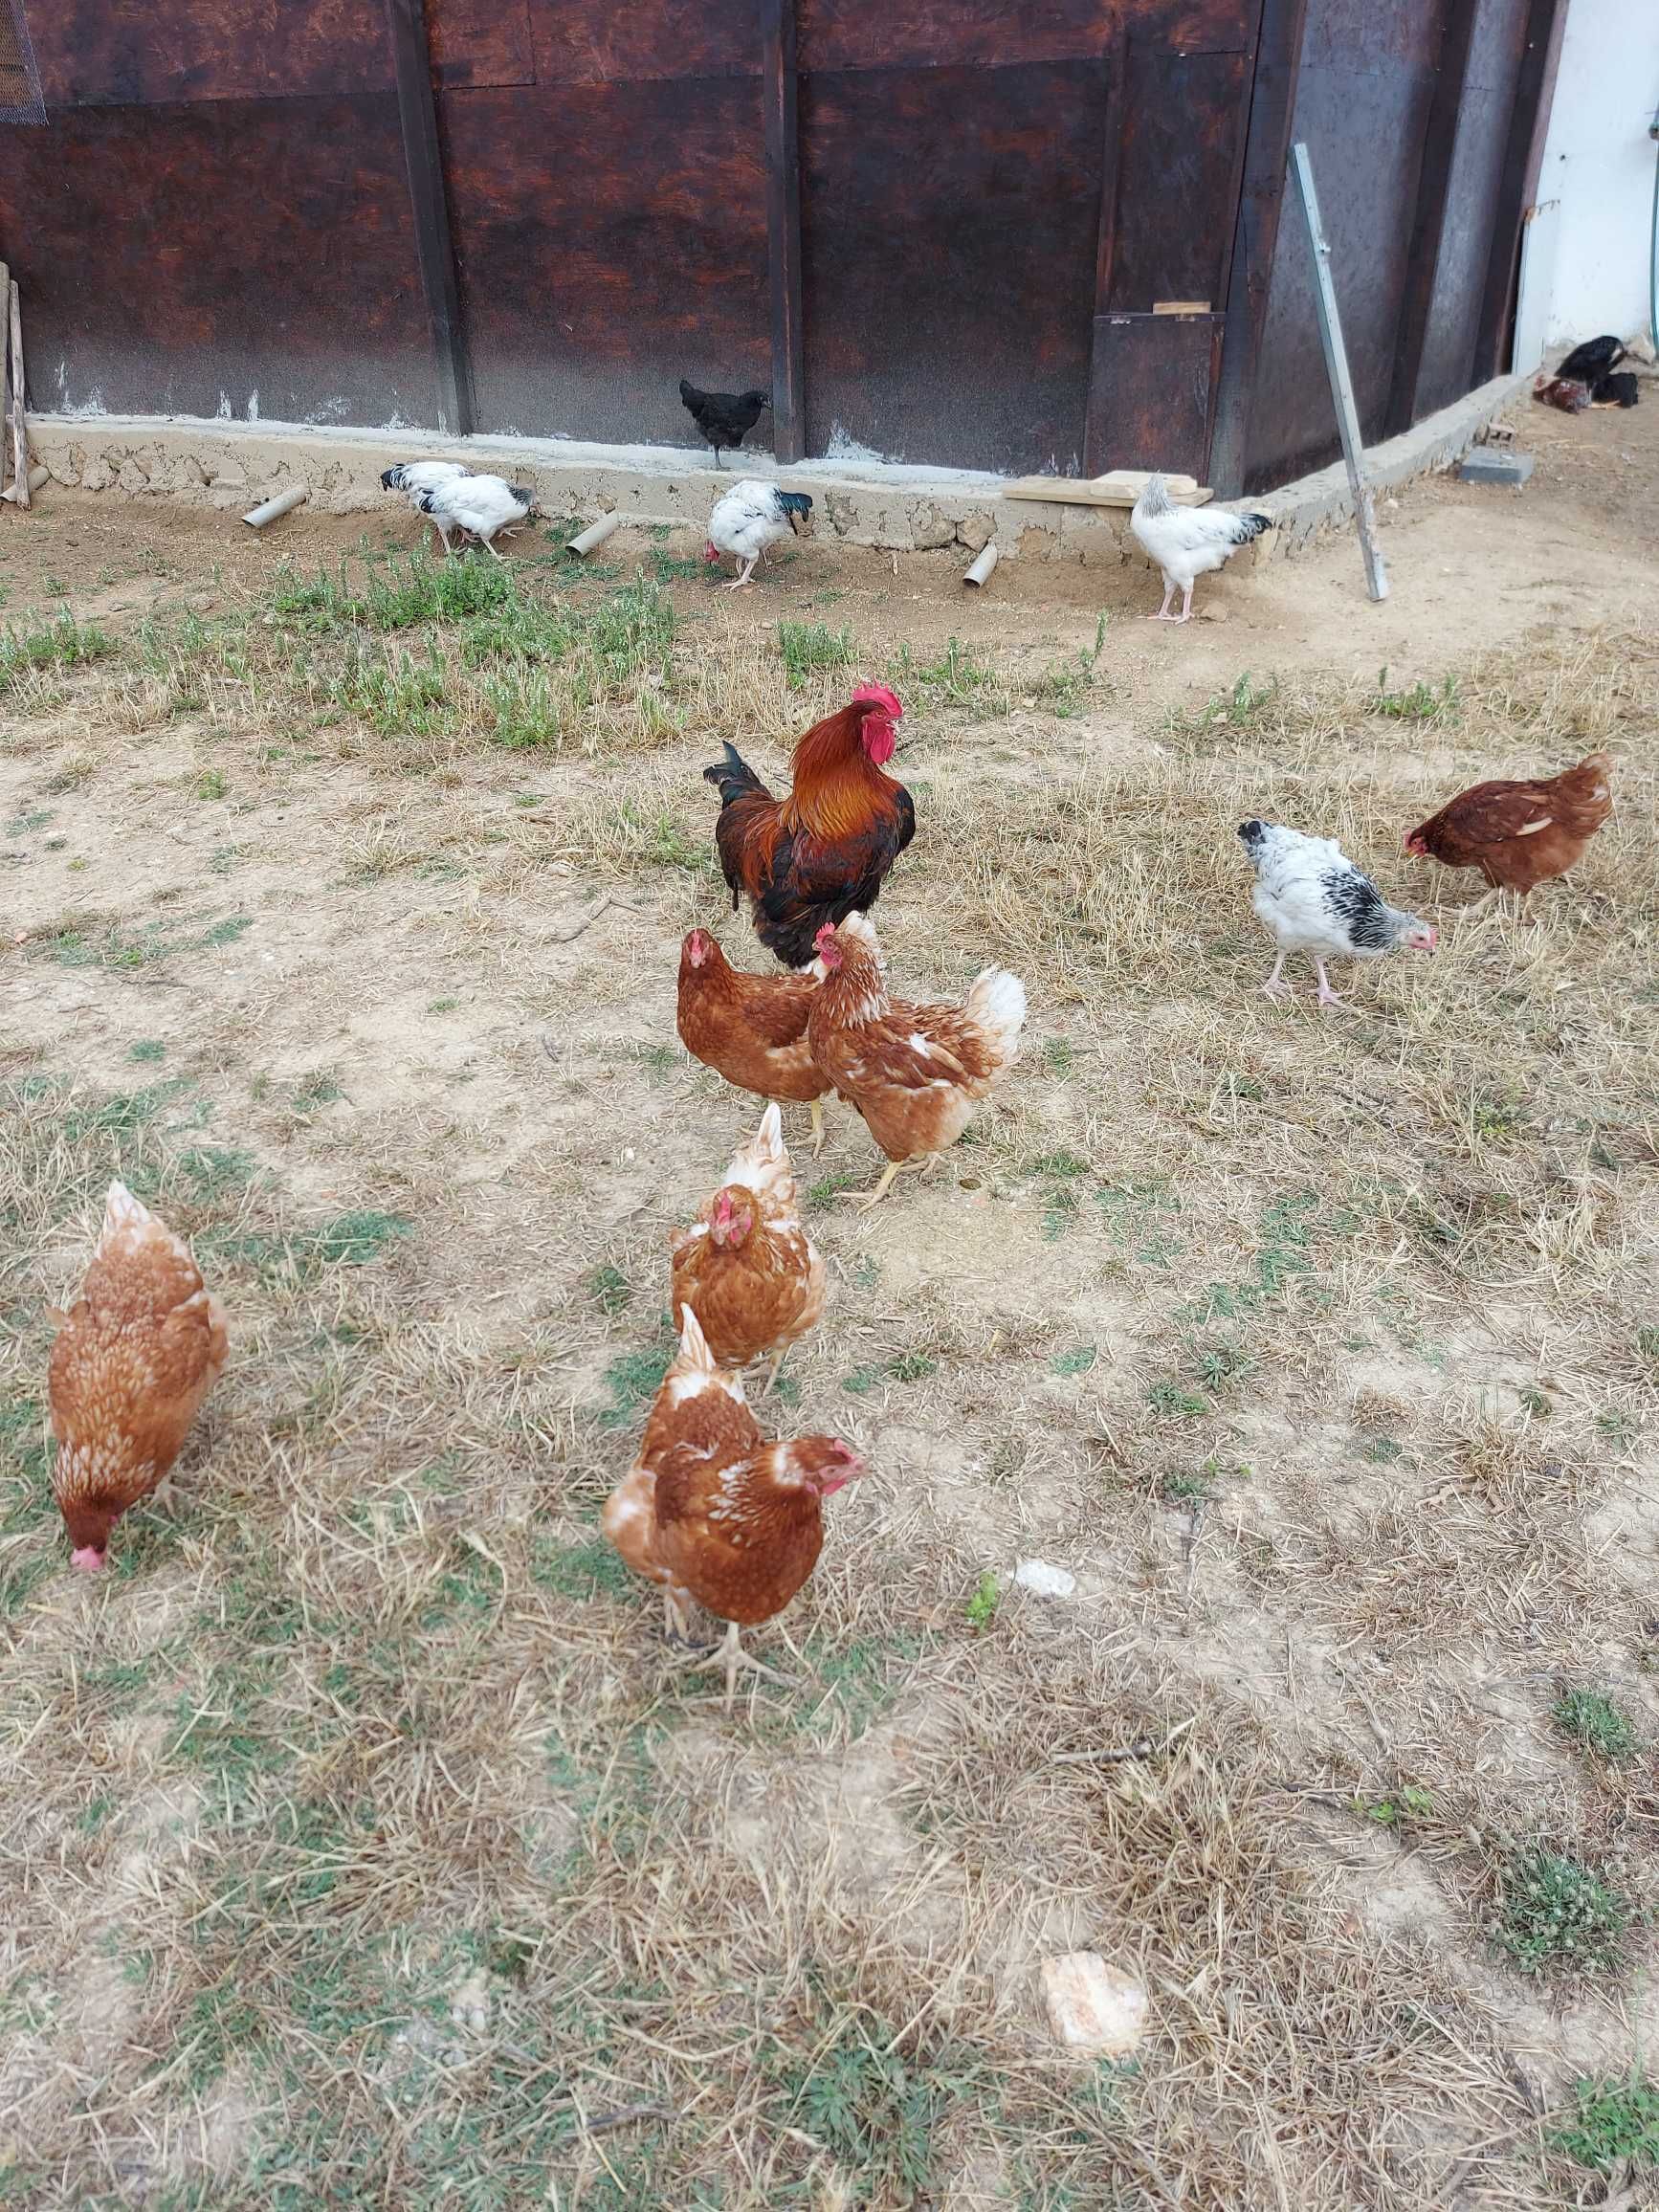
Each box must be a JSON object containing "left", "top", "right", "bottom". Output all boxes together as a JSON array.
[
  {"left": 1290, "top": 143, "right": 1386, "bottom": 603},
  {"left": 7, "top": 280, "right": 29, "bottom": 510}
]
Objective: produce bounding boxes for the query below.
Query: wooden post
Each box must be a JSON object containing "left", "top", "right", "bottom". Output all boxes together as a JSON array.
[
  {"left": 8, "top": 280, "right": 27, "bottom": 508},
  {"left": 1474, "top": 0, "right": 1570, "bottom": 383},
  {"left": 760, "top": 0, "right": 805, "bottom": 463},
  {"left": 0, "top": 258, "right": 9, "bottom": 500},
  {"left": 1208, "top": 0, "right": 1310, "bottom": 497},
  {"left": 1081, "top": 32, "right": 1128, "bottom": 477},
  {"left": 384, "top": 0, "right": 475, "bottom": 438},
  {"left": 1290, "top": 143, "right": 1386, "bottom": 603},
  {"left": 1385, "top": 0, "right": 1480, "bottom": 436}
]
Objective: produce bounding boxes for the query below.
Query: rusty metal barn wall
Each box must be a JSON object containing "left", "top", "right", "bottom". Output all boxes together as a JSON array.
[
  {"left": 1243, "top": 0, "right": 1537, "bottom": 490},
  {"left": 0, "top": 0, "right": 1549, "bottom": 481},
  {"left": 1, "top": 2, "right": 433, "bottom": 426}
]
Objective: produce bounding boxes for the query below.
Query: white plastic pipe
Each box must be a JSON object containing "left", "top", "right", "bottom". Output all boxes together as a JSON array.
[
  {"left": 566, "top": 512, "right": 621, "bottom": 556},
  {"left": 962, "top": 542, "right": 999, "bottom": 587},
  {"left": 1, "top": 463, "right": 48, "bottom": 504},
  {"left": 242, "top": 483, "right": 308, "bottom": 529}
]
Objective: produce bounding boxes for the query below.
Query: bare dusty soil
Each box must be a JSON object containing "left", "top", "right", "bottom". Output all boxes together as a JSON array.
[{"left": 1, "top": 391, "right": 1658, "bottom": 2211}]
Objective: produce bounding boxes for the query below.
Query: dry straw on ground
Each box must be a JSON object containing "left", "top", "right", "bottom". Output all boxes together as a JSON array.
[{"left": 1, "top": 513, "right": 1656, "bottom": 2209}]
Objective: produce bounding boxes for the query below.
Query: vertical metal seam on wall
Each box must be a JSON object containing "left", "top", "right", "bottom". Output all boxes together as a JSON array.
[
  {"left": 761, "top": 0, "right": 806, "bottom": 463},
  {"left": 1081, "top": 29, "right": 1129, "bottom": 477},
  {"left": 1208, "top": 0, "right": 1310, "bottom": 496},
  {"left": 384, "top": 0, "right": 475, "bottom": 437},
  {"left": 1384, "top": 0, "right": 1481, "bottom": 437}
]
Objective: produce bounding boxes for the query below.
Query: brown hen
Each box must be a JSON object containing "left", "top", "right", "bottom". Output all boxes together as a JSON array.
[
  {"left": 1404, "top": 753, "right": 1612, "bottom": 896},
  {"left": 807, "top": 912, "right": 1027, "bottom": 1206},
  {"left": 602, "top": 1307, "right": 864, "bottom": 1704},
  {"left": 49, "top": 1182, "right": 229, "bottom": 1570},
  {"left": 676, "top": 926, "right": 830, "bottom": 1153},
  {"left": 671, "top": 1103, "right": 826, "bottom": 1391}
]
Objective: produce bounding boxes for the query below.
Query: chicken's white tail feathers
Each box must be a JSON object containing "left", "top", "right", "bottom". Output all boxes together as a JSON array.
[
  {"left": 755, "top": 1101, "right": 784, "bottom": 1157},
  {"left": 676, "top": 1303, "right": 717, "bottom": 1372},
  {"left": 965, "top": 968, "right": 1028, "bottom": 1067}
]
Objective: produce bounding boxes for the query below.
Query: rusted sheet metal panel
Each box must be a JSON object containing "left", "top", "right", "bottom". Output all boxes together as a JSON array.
[
  {"left": 1109, "top": 47, "right": 1250, "bottom": 312},
  {"left": 426, "top": 0, "right": 534, "bottom": 89},
  {"left": 1413, "top": 0, "right": 1529, "bottom": 417},
  {"left": 440, "top": 80, "right": 769, "bottom": 444},
  {"left": 796, "top": 0, "right": 1252, "bottom": 71},
  {"left": 0, "top": 96, "right": 430, "bottom": 423},
  {"left": 800, "top": 60, "right": 1104, "bottom": 473},
  {"left": 1086, "top": 311, "right": 1221, "bottom": 475},
  {"left": 1245, "top": 0, "right": 1441, "bottom": 488},
  {"left": 527, "top": 0, "right": 760, "bottom": 84},
  {"left": 30, "top": 0, "right": 390, "bottom": 105}
]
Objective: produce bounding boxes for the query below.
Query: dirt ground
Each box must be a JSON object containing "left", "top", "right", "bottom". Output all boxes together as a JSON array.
[{"left": 2, "top": 389, "right": 1658, "bottom": 2211}]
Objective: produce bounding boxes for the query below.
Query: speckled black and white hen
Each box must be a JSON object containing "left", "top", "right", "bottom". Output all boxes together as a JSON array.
[{"left": 1237, "top": 819, "right": 1437, "bottom": 1010}]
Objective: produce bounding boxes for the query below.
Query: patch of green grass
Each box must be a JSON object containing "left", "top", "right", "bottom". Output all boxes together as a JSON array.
[
  {"left": 1361, "top": 1784, "right": 1434, "bottom": 1827},
  {"left": 530, "top": 1533, "right": 635, "bottom": 1602},
  {"left": 1188, "top": 1338, "right": 1254, "bottom": 1391},
  {"left": 1358, "top": 1431, "right": 1405, "bottom": 1465},
  {"left": 768, "top": 2009, "right": 984, "bottom": 2197},
  {"left": 291, "top": 1070, "right": 344, "bottom": 1112},
  {"left": 778, "top": 619, "right": 856, "bottom": 688},
  {"left": 886, "top": 1351, "right": 937, "bottom": 1383},
  {"left": 648, "top": 546, "right": 705, "bottom": 584},
  {"left": 1495, "top": 1846, "right": 1628, "bottom": 1977},
  {"left": 1161, "top": 1467, "right": 1211, "bottom": 1504},
  {"left": 586, "top": 1264, "right": 632, "bottom": 1316},
  {"left": 6, "top": 807, "right": 52, "bottom": 836},
  {"left": 312, "top": 1210, "right": 411, "bottom": 1267},
  {"left": 1170, "top": 671, "right": 1278, "bottom": 741},
  {"left": 1146, "top": 1381, "right": 1210, "bottom": 1419},
  {"left": 0, "top": 609, "right": 115, "bottom": 688},
  {"left": 964, "top": 1573, "right": 1000, "bottom": 1631},
  {"left": 194, "top": 768, "right": 227, "bottom": 801},
  {"left": 1370, "top": 666, "right": 1460, "bottom": 722},
  {"left": 1051, "top": 1345, "right": 1097, "bottom": 1377},
  {"left": 1549, "top": 2074, "right": 1659, "bottom": 2173},
  {"left": 128, "top": 1038, "right": 167, "bottom": 1064},
  {"left": 598, "top": 1335, "right": 675, "bottom": 1428},
  {"left": 1636, "top": 1325, "right": 1659, "bottom": 1375},
  {"left": 270, "top": 549, "right": 519, "bottom": 634},
  {"left": 427, "top": 995, "right": 458, "bottom": 1014},
  {"left": 1551, "top": 1688, "right": 1637, "bottom": 1763},
  {"left": 889, "top": 635, "right": 1007, "bottom": 714},
  {"left": 1041, "top": 1037, "right": 1075, "bottom": 1076},
  {"left": 807, "top": 1170, "right": 857, "bottom": 1206}
]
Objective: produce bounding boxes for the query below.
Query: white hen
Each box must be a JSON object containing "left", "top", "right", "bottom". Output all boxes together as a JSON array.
[
  {"left": 706, "top": 480, "right": 814, "bottom": 589},
  {"left": 416, "top": 473, "right": 537, "bottom": 560},
  {"left": 1131, "top": 474, "right": 1272, "bottom": 623},
  {"left": 382, "top": 460, "right": 471, "bottom": 551},
  {"left": 1237, "top": 819, "right": 1437, "bottom": 1010}
]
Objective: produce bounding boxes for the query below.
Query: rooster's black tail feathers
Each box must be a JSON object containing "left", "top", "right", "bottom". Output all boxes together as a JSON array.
[{"left": 702, "top": 741, "right": 770, "bottom": 810}]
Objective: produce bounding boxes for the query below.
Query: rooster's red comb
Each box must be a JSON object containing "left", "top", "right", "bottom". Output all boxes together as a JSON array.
[{"left": 852, "top": 681, "right": 902, "bottom": 719}]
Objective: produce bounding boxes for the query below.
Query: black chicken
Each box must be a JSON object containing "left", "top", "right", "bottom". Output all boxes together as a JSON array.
[
  {"left": 1556, "top": 335, "right": 1626, "bottom": 383},
  {"left": 679, "top": 379, "right": 771, "bottom": 467}
]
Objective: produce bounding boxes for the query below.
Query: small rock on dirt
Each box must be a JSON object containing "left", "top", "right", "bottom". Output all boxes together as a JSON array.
[
  {"left": 1040, "top": 1954, "right": 1148, "bottom": 2054},
  {"left": 1015, "top": 1559, "right": 1075, "bottom": 1598}
]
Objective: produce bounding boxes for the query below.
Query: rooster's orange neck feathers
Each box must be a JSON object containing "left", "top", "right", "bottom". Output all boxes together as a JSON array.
[{"left": 781, "top": 705, "right": 900, "bottom": 844}]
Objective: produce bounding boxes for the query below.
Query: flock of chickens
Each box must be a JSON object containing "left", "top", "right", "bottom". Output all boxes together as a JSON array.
[{"left": 42, "top": 445, "right": 1618, "bottom": 1705}]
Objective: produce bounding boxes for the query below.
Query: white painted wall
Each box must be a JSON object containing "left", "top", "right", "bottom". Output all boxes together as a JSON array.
[{"left": 1523, "top": 0, "right": 1659, "bottom": 359}]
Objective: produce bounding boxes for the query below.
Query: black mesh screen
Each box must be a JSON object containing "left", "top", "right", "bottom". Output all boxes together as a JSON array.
[{"left": 0, "top": 0, "right": 45, "bottom": 126}]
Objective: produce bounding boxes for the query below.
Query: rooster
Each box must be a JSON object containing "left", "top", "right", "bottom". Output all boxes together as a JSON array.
[
  {"left": 679, "top": 379, "right": 771, "bottom": 466},
  {"left": 704, "top": 683, "right": 913, "bottom": 970},
  {"left": 676, "top": 928, "right": 831, "bottom": 1153},
  {"left": 671, "top": 1104, "right": 826, "bottom": 1392},
  {"left": 1131, "top": 473, "right": 1272, "bottom": 623},
  {"left": 1238, "top": 820, "right": 1436, "bottom": 1009},
  {"left": 807, "top": 913, "right": 1027, "bottom": 1206},
  {"left": 48, "top": 1183, "right": 229, "bottom": 1571},
  {"left": 415, "top": 473, "right": 537, "bottom": 559},
  {"left": 1404, "top": 754, "right": 1612, "bottom": 898},
  {"left": 602, "top": 1306, "right": 865, "bottom": 1705},
  {"left": 706, "top": 479, "right": 814, "bottom": 589}
]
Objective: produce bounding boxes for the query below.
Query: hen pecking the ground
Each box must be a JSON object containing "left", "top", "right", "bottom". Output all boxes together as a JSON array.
[
  {"left": 601, "top": 1306, "right": 865, "bottom": 1706},
  {"left": 704, "top": 683, "right": 914, "bottom": 970},
  {"left": 675, "top": 927, "right": 831, "bottom": 1154},
  {"left": 671, "top": 1103, "right": 827, "bottom": 1394},
  {"left": 48, "top": 1182, "right": 229, "bottom": 1571},
  {"left": 1404, "top": 753, "right": 1613, "bottom": 898},
  {"left": 1238, "top": 819, "right": 1437, "bottom": 1009},
  {"left": 807, "top": 912, "right": 1027, "bottom": 1206}
]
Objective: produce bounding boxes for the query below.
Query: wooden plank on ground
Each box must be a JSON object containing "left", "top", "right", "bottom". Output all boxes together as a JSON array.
[{"left": 1005, "top": 469, "right": 1212, "bottom": 507}]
